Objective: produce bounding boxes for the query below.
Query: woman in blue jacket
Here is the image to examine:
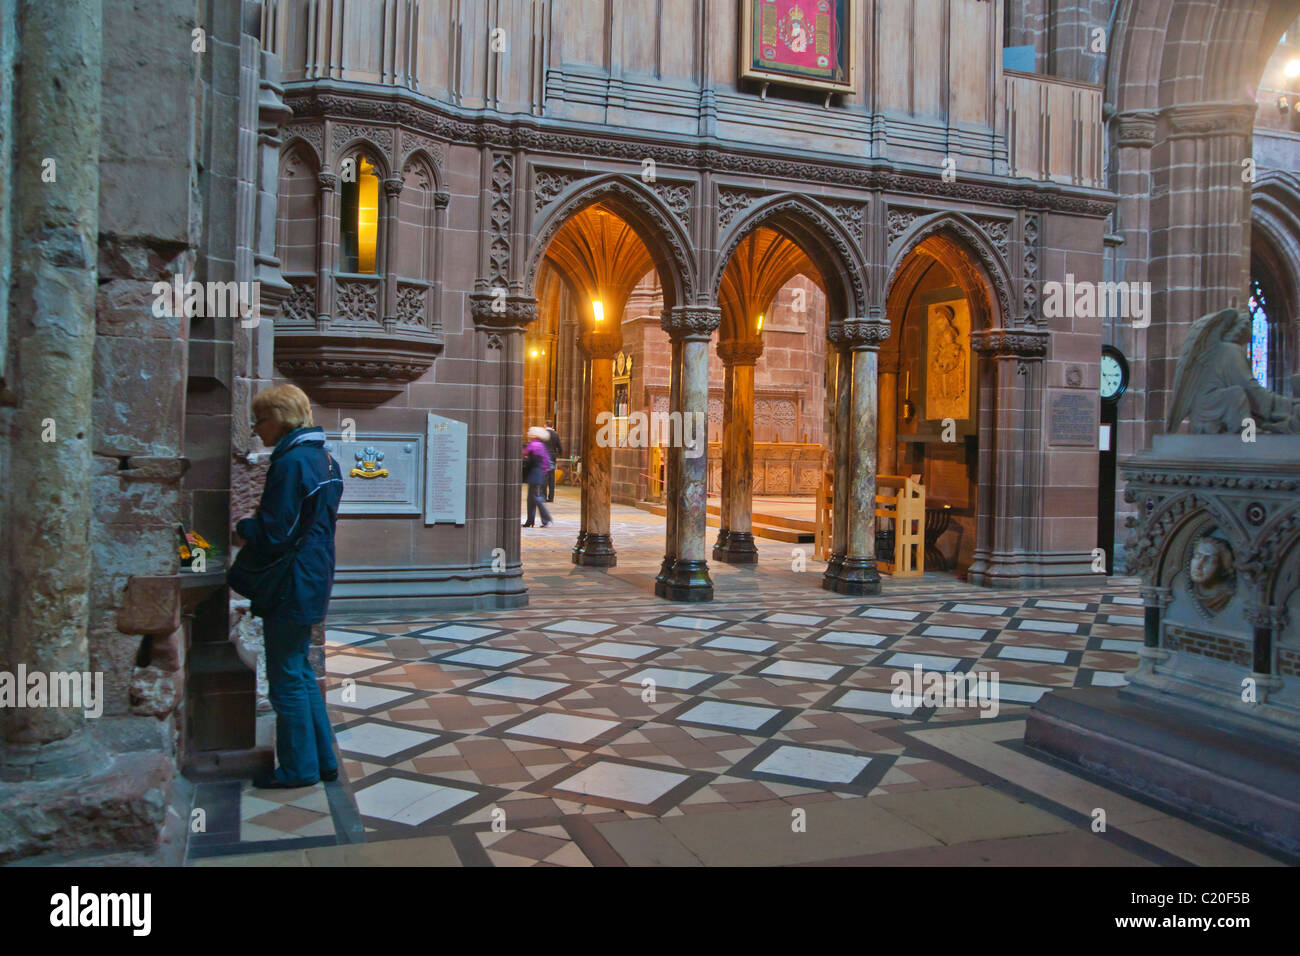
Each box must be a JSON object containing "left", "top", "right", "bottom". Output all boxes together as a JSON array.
[{"left": 234, "top": 385, "right": 344, "bottom": 789}]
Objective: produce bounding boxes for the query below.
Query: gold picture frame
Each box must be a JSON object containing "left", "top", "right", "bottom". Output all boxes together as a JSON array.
[{"left": 739, "top": 0, "right": 858, "bottom": 95}]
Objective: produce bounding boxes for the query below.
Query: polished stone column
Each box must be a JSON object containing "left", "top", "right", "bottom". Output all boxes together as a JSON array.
[
  {"left": 315, "top": 171, "right": 339, "bottom": 326},
  {"left": 823, "top": 317, "right": 890, "bottom": 595},
  {"left": 3, "top": 0, "right": 103, "bottom": 771},
  {"left": 656, "top": 337, "right": 683, "bottom": 590},
  {"left": 573, "top": 333, "right": 618, "bottom": 566},
  {"left": 381, "top": 177, "right": 403, "bottom": 329},
  {"left": 824, "top": 341, "right": 850, "bottom": 583},
  {"left": 714, "top": 339, "right": 763, "bottom": 563},
  {"left": 657, "top": 307, "right": 720, "bottom": 601}
]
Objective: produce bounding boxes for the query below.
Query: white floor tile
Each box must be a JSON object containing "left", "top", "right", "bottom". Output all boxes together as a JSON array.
[
  {"left": 884, "top": 652, "right": 962, "bottom": 672},
  {"left": 336, "top": 722, "right": 438, "bottom": 758},
  {"left": 704, "top": 635, "right": 777, "bottom": 653},
  {"left": 997, "top": 645, "right": 1070, "bottom": 664},
  {"left": 992, "top": 683, "right": 1052, "bottom": 703},
  {"left": 543, "top": 619, "right": 617, "bottom": 636},
  {"left": 1105, "top": 615, "right": 1144, "bottom": 626},
  {"left": 1034, "top": 600, "right": 1089, "bottom": 611},
  {"left": 325, "top": 629, "right": 380, "bottom": 646},
  {"left": 325, "top": 654, "right": 389, "bottom": 675},
  {"left": 417, "top": 624, "right": 499, "bottom": 643},
  {"left": 554, "top": 761, "right": 689, "bottom": 805},
  {"left": 1099, "top": 639, "right": 1142, "bottom": 653},
  {"left": 440, "top": 647, "right": 529, "bottom": 668},
  {"left": 754, "top": 745, "right": 870, "bottom": 784},
  {"left": 507, "top": 712, "right": 621, "bottom": 744},
  {"left": 951, "top": 603, "right": 1009, "bottom": 616},
  {"left": 1092, "top": 670, "right": 1130, "bottom": 686},
  {"left": 469, "top": 675, "right": 569, "bottom": 700},
  {"left": 922, "top": 624, "right": 988, "bottom": 641},
  {"left": 579, "top": 641, "right": 659, "bottom": 660},
  {"left": 325, "top": 683, "right": 412, "bottom": 710},
  {"left": 1015, "top": 618, "right": 1081, "bottom": 634},
  {"left": 678, "top": 699, "right": 780, "bottom": 730},
  {"left": 658, "top": 616, "right": 728, "bottom": 631},
  {"left": 353, "top": 777, "right": 476, "bottom": 825},
  {"left": 765, "top": 612, "right": 826, "bottom": 627},
  {"left": 835, "top": 689, "right": 920, "bottom": 716},
  {"left": 861, "top": 608, "right": 919, "bottom": 621},
  {"left": 620, "top": 667, "right": 717, "bottom": 690},
  {"left": 760, "top": 660, "right": 843, "bottom": 681},
  {"left": 817, "top": 631, "right": 888, "bottom": 647}
]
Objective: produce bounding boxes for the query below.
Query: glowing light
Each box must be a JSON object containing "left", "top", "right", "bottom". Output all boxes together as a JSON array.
[
  {"left": 356, "top": 157, "right": 378, "bottom": 274},
  {"left": 529, "top": 348, "right": 540, "bottom": 358},
  {"left": 592, "top": 300, "right": 604, "bottom": 322},
  {"left": 1286, "top": 57, "right": 1300, "bottom": 79},
  {"left": 756, "top": 313, "right": 764, "bottom": 333}
]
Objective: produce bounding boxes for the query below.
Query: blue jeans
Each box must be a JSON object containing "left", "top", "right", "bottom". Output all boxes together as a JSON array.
[
  {"left": 526, "top": 483, "right": 552, "bottom": 525},
  {"left": 264, "top": 616, "right": 338, "bottom": 783}
]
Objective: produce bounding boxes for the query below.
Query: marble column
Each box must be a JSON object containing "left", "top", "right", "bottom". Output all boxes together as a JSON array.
[
  {"left": 656, "top": 337, "right": 683, "bottom": 590},
  {"left": 823, "top": 317, "right": 890, "bottom": 595},
  {"left": 824, "top": 342, "right": 850, "bottom": 584},
  {"left": 573, "top": 333, "right": 618, "bottom": 566},
  {"left": 657, "top": 307, "right": 720, "bottom": 601},
  {"left": 3, "top": 0, "right": 103, "bottom": 770},
  {"left": 714, "top": 339, "right": 763, "bottom": 563}
]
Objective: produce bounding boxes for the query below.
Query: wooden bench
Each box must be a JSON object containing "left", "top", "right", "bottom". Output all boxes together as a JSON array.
[{"left": 814, "top": 472, "right": 926, "bottom": 577}]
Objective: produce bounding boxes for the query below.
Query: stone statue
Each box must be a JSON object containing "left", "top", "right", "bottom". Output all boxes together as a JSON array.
[
  {"left": 1188, "top": 535, "right": 1235, "bottom": 614},
  {"left": 1166, "top": 308, "right": 1300, "bottom": 434}
]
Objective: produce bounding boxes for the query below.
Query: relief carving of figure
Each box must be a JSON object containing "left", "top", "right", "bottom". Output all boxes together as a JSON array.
[
  {"left": 1188, "top": 535, "right": 1236, "bottom": 614},
  {"left": 1166, "top": 308, "right": 1300, "bottom": 434},
  {"left": 933, "top": 306, "right": 966, "bottom": 407}
]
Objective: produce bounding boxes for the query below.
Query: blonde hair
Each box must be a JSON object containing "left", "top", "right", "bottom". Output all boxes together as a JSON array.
[
  {"left": 252, "top": 384, "right": 314, "bottom": 430},
  {"left": 527, "top": 426, "right": 549, "bottom": 441}
]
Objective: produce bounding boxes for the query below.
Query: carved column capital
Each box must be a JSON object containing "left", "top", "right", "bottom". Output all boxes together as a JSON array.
[
  {"left": 662, "top": 306, "right": 721, "bottom": 341},
  {"left": 382, "top": 177, "right": 404, "bottom": 198},
  {"left": 1244, "top": 605, "right": 1288, "bottom": 631},
  {"left": 1140, "top": 584, "right": 1174, "bottom": 610},
  {"left": 828, "top": 316, "right": 890, "bottom": 350},
  {"left": 317, "top": 171, "right": 338, "bottom": 192},
  {"left": 580, "top": 330, "right": 621, "bottom": 359},
  {"left": 1114, "top": 110, "right": 1157, "bottom": 149},
  {"left": 971, "top": 327, "right": 1049, "bottom": 357},
  {"left": 434, "top": 190, "right": 452, "bottom": 209},
  {"left": 1161, "top": 100, "right": 1258, "bottom": 140},
  {"left": 469, "top": 292, "right": 537, "bottom": 331},
  {"left": 717, "top": 338, "right": 764, "bottom": 366}
]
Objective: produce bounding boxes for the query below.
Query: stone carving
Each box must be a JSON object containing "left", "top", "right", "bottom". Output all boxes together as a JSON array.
[
  {"left": 533, "top": 168, "right": 587, "bottom": 213},
  {"left": 718, "top": 188, "right": 763, "bottom": 231},
  {"left": 829, "top": 316, "right": 890, "bottom": 348},
  {"left": 1115, "top": 110, "right": 1157, "bottom": 149},
  {"left": 280, "top": 280, "right": 316, "bottom": 325},
  {"left": 887, "top": 208, "right": 918, "bottom": 245},
  {"left": 974, "top": 216, "right": 1011, "bottom": 261},
  {"left": 1022, "top": 214, "right": 1040, "bottom": 323},
  {"left": 396, "top": 284, "right": 427, "bottom": 327},
  {"left": 330, "top": 123, "right": 393, "bottom": 160},
  {"left": 826, "top": 200, "right": 866, "bottom": 245},
  {"left": 662, "top": 306, "right": 720, "bottom": 339},
  {"left": 286, "top": 123, "right": 324, "bottom": 163},
  {"left": 653, "top": 182, "right": 694, "bottom": 231},
  {"left": 398, "top": 131, "right": 444, "bottom": 176},
  {"left": 1189, "top": 534, "right": 1236, "bottom": 615},
  {"left": 334, "top": 279, "right": 379, "bottom": 324},
  {"left": 488, "top": 152, "right": 514, "bottom": 290},
  {"left": 893, "top": 216, "right": 1015, "bottom": 327},
  {"left": 289, "top": 91, "right": 1116, "bottom": 218},
  {"left": 1168, "top": 308, "right": 1300, "bottom": 434},
  {"left": 971, "top": 328, "right": 1048, "bottom": 357},
  {"left": 927, "top": 302, "right": 970, "bottom": 420},
  {"left": 403, "top": 157, "right": 434, "bottom": 190},
  {"left": 469, "top": 293, "right": 537, "bottom": 330}
]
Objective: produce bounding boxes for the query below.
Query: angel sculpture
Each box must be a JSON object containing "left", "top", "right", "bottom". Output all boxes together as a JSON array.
[{"left": 1165, "top": 308, "right": 1300, "bottom": 434}]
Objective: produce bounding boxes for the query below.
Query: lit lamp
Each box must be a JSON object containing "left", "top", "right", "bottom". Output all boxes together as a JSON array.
[
  {"left": 756, "top": 313, "right": 764, "bottom": 334},
  {"left": 529, "top": 348, "right": 540, "bottom": 358},
  {"left": 591, "top": 299, "right": 604, "bottom": 323},
  {"left": 1286, "top": 57, "right": 1300, "bottom": 80}
]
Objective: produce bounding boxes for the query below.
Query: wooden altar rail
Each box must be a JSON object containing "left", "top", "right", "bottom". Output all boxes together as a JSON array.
[{"left": 814, "top": 473, "right": 925, "bottom": 577}]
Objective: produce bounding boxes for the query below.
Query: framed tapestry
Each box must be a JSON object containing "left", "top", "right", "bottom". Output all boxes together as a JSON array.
[{"left": 740, "top": 0, "right": 857, "bottom": 94}]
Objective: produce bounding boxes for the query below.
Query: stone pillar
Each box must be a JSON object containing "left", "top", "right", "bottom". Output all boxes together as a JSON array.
[
  {"left": 824, "top": 342, "right": 850, "bottom": 583},
  {"left": 381, "top": 176, "right": 403, "bottom": 330},
  {"left": 823, "top": 317, "right": 889, "bottom": 595},
  {"left": 573, "top": 332, "right": 618, "bottom": 566},
  {"left": 714, "top": 339, "right": 763, "bottom": 563},
  {"left": 657, "top": 307, "right": 720, "bottom": 601},
  {"left": 315, "top": 171, "right": 339, "bottom": 326},
  {"left": 657, "top": 337, "right": 683, "bottom": 589},
  {"left": 2, "top": 0, "right": 103, "bottom": 769}
]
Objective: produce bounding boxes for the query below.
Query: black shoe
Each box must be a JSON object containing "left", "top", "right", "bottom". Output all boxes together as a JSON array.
[
  {"left": 320, "top": 767, "right": 339, "bottom": 783},
  {"left": 522, "top": 522, "right": 535, "bottom": 527},
  {"left": 252, "top": 774, "right": 318, "bottom": 790}
]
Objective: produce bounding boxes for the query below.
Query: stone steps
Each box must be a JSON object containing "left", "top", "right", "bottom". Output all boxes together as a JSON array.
[{"left": 633, "top": 500, "right": 815, "bottom": 543}]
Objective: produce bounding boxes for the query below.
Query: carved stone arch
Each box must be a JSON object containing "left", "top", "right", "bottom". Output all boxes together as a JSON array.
[
  {"left": 400, "top": 147, "right": 443, "bottom": 192},
  {"left": 335, "top": 137, "right": 391, "bottom": 180},
  {"left": 1251, "top": 171, "right": 1300, "bottom": 387},
  {"left": 282, "top": 134, "right": 322, "bottom": 171},
  {"left": 886, "top": 211, "right": 1017, "bottom": 331},
  {"left": 712, "top": 193, "right": 869, "bottom": 320},
  {"left": 524, "top": 173, "right": 696, "bottom": 312},
  {"left": 1144, "top": 492, "right": 1250, "bottom": 591},
  {"left": 1242, "top": 502, "right": 1300, "bottom": 608},
  {"left": 276, "top": 142, "right": 320, "bottom": 283}
]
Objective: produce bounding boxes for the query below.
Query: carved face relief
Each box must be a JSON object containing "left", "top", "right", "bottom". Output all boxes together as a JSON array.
[{"left": 1189, "top": 536, "right": 1236, "bottom": 614}]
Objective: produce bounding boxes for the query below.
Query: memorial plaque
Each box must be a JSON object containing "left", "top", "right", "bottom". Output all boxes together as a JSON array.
[
  {"left": 326, "top": 433, "right": 425, "bottom": 515},
  {"left": 1048, "top": 391, "right": 1096, "bottom": 446},
  {"left": 426, "top": 413, "right": 468, "bottom": 525}
]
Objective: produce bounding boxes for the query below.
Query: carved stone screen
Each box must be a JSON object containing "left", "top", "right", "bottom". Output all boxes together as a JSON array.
[
  {"left": 327, "top": 433, "right": 425, "bottom": 515},
  {"left": 426, "top": 413, "right": 468, "bottom": 525},
  {"left": 1047, "top": 391, "right": 1096, "bottom": 446}
]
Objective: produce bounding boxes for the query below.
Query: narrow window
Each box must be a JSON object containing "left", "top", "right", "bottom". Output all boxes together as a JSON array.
[{"left": 340, "top": 155, "right": 380, "bottom": 274}]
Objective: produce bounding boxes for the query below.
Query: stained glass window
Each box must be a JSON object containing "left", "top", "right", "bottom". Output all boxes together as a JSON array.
[{"left": 1248, "top": 276, "right": 1270, "bottom": 388}]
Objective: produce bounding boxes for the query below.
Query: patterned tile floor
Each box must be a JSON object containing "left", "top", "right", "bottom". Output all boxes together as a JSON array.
[{"left": 188, "top": 489, "right": 1289, "bottom": 867}]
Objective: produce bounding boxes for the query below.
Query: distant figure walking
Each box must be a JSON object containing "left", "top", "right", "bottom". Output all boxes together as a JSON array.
[
  {"left": 544, "top": 420, "right": 563, "bottom": 502},
  {"left": 522, "top": 426, "right": 553, "bottom": 528}
]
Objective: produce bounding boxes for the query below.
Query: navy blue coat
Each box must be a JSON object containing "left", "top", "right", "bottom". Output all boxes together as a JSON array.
[{"left": 236, "top": 426, "right": 344, "bottom": 624}]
